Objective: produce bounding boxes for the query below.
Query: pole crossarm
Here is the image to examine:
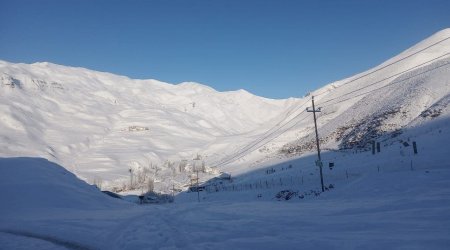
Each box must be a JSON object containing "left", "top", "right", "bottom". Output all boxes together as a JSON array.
[{"left": 306, "top": 107, "right": 322, "bottom": 113}]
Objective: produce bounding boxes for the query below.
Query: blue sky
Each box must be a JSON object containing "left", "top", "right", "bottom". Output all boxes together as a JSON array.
[{"left": 1, "top": 0, "right": 449, "bottom": 99}]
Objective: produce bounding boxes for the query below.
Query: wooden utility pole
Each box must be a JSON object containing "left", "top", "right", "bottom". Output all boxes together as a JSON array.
[
  {"left": 129, "top": 168, "right": 133, "bottom": 189},
  {"left": 196, "top": 169, "right": 200, "bottom": 202},
  {"left": 307, "top": 96, "right": 325, "bottom": 192},
  {"left": 172, "top": 184, "right": 175, "bottom": 198}
]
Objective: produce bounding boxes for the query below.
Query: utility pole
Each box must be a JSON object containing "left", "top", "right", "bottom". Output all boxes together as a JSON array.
[
  {"left": 196, "top": 169, "right": 200, "bottom": 202},
  {"left": 307, "top": 96, "right": 325, "bottom": 192},
  {"left": 171, "top": 183, "right": 176, "bottom": 201},
  {"left": 129, "top": 168, "right": 133, "bottom": 189}
]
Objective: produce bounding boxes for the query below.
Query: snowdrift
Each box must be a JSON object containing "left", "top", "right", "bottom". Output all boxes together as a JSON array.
[{"left": 0, "top": 157, "right": 128, "bottom": 215}]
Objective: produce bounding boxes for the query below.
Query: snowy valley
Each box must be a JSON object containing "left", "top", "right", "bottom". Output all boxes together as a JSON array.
[
  {"left": 0, "top": 57, "right": 300, "bottom": 192},
  {"left": 1, "top": 29, "right": 450, "bottom": 249}
]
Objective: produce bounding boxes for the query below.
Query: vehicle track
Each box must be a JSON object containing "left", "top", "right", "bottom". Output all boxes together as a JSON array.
[{"left": 0, "top": 230, "right": 93, "bottom": 250}]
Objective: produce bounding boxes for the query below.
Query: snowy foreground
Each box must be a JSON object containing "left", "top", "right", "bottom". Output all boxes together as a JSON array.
[{"left": 1, "top": 157, "right": 449, "bottom": 250}]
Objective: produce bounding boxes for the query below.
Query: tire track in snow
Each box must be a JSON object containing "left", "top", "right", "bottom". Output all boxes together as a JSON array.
[
  {"left": 104, "top": 206, "right": 194, "bottom": 250},
  {"left": 0, "top": 230, "right": 93, "bottom": 250},
  {"left": 159, "top": 210, "right": 194, "bottom": 250}
]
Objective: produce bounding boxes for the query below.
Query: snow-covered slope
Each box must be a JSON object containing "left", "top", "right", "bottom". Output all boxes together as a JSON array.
[
  {"left": 1, "top": 29, "right": 449, "bottom": 192},
  {"left": 1, "top": 29, "right": 450, "bottom": 250},
  {"left": 0, "top": 157, "right": 129, "bottom": 215},
  {"left": 0, "top": 60, "right": 298, "bottom": 190},
  {"left": 1, "top": 153, "right": 449, "bottom": 250},
  {"left": 215, "top": 28, "right": 450, "bottom": 174}
]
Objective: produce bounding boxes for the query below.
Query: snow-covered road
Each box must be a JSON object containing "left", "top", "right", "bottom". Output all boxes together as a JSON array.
[{"left": 2, "top": 167, "right": 449, "bottom": 250}]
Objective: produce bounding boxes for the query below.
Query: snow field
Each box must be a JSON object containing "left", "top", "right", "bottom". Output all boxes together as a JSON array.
[
  {"left": 0, "top": 155, "right": 449, "bottom": 249},
  {"left": 0, "top": 29, "right": 450, "bottom": 250},
  {"left": 1, "top": 30, "right": 450, "bottom": 193}
]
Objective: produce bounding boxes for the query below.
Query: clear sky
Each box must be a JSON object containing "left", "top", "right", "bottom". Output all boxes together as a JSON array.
[{"left": 1, "top": 0, "right": 449, "bottom": 99}]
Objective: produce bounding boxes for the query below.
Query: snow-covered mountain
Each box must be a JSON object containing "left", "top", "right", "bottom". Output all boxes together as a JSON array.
[
  {"left": 280, "top": 29, "right": 450, "bottom": 152},
  {"left": 1, "top": 29, "right": 449, "bottom": 192},
  {"left": 216, "top": 28, "right": 450, "bottom": 171},
  {"left": 0, "top": 59, "right": 300, "bottom": 189}
]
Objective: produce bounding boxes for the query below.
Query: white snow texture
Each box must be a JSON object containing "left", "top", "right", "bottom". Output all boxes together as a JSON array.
[{"left": 0, "top": 29, "right": 450, "bottom": 250}]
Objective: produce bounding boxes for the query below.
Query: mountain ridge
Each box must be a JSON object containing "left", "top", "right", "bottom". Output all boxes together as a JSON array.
[{"left": 1, "top": 29, "right": 449, "bottom": 191}]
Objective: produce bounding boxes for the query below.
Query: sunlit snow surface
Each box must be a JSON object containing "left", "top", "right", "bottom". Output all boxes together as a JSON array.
[
  {"left": 0, "top": 152, "right": 449, "bottom": 250},
  {"left": 1, "top": 29, "right": 450, "bottom": 249},
  {"left": 1, "top": 30, "right": 449, "bottom": 192}
]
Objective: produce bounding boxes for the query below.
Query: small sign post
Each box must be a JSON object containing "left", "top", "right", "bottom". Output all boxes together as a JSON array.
[{"left": 329, "top": 162, "right": 334, "bottom": 170}]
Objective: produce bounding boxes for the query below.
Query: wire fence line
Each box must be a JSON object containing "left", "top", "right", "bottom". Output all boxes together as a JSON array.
[{"left": 204, "top": 155, "right": 432, "bottom": 194}]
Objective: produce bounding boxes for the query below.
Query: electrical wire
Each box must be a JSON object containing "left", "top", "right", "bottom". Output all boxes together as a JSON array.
[
  {"left": 313, "top": 36, "right": 450, "bottom": 97},
  {"left": 212, "top": 38, "right": 450, "bottom": 167},
  {"left": 213, "top": 54, "right": 450, "bottom": 167},
  {"left": 213, "top": 99, "right": 310, "bottom": 167},
  {"left": 320, "top": 59, "right": 450, "bottom": 108},
  {"left": 319, "top": 52, "right": 450, "bottom": 106}
]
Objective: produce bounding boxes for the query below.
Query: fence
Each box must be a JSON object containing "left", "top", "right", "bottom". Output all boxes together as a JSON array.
[{"left": 204, "top": 154, "right": 432, "bottom": 194}]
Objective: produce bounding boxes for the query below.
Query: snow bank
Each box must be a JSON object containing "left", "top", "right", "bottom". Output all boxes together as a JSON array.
[
  {"left": 0, "top": 157, "right": 128, "bottom": 216},
  {"left": 1, "top": 158, "right": 449, "bottom": 249}
]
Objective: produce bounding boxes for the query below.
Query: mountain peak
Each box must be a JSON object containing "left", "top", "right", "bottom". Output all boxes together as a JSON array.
[{"left": 177, "top": 82, "right": 217, "bottom": 93}]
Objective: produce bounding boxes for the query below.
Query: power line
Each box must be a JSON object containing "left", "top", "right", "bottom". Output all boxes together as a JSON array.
[
  {"left": 212, "top": 38, "right": 450, "bottom": 168},
  {"left": 319, "top": 52, "right": 450, "bottom": 106},
  {"left": 212, "top": 99, "right": 312, "bottom": 167},
  {"left": 214, "top": 54, "right": 450, "bottom": 167},
  {"left": 213, "top": 100, "right": 311, "bottom": 167},
  {"left": 313, "top": 36, "right": 450, "bottom": 97},
  {"left": 213, "top": 113, "right": 311, "bottom": 168},
  {"left": 321, "top": 59, "right": 450, "bottom": 108}
]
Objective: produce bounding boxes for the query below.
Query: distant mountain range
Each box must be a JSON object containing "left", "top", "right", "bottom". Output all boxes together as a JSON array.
[{"left": 1, "top": 28, "right": 449, "bottom": 191}]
